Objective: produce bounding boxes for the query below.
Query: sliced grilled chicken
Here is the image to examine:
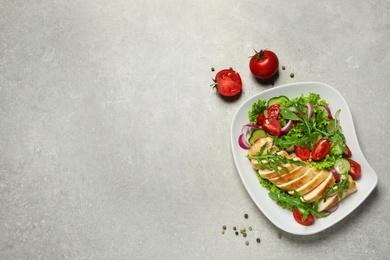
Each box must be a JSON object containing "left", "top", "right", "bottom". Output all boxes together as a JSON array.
[
  {"left": 317, "top": 175, "right": 357, "bottom": 212},
  {"left": 257, "top": 162, "right": 299, "bottom": 180},
  {"left": 288, "top": 169, "right": 329, "bottom": 196},
  {"left": 303, "top": 171, "right": 335, "bottom": 203},
  {"left": 269, "top": 165, "right": 307, "bottom": 185},
  {"left": 276, "top": 166, "right": 316, "bottom": 191},
  {"left": 248, "top": 137, "right": 358, "bottom": 212},
  {"left": 248, "top": 137, "right": 277, "bottom": 157}
]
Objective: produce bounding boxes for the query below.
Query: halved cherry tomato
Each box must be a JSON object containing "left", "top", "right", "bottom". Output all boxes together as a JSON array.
[
  {"left": 343, "top": 145, "right": 352, "bottom": 158},
  {"left": 294, "top": 146, "right": 310, "bottom": 161},
  {"left": 311, "top": 138, "right": 330, "bottom": 161},
  {"left": 212, "top": 69, "right": 242, "bottom": 97},
  {"left": 348, "top": 159, "right": 361, "bottom": 180},
  {"left": 267, "top": 104, "right": 280, "bottom": 119},
  {"left": 249, "top": 49, "right": 279, "bottom": 79},
  {"left": 256, "top": 112, "right": 266, "bottom": 126},
  {"left": 261, "top": 117, "right": 281, "bottom": 137},
  {"left": 293, "top": 208, "right": 314, "bottom": 226}
]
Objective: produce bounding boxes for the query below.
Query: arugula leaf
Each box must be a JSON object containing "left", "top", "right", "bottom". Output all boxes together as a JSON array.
[
  {"left": 279, "top": 107, "right": 301, "bottom": 121},
  {"left": 269, "top": 191, "right": 330, "bottom": 219},
  {"left": 247, "top": 142, "right": 305, "bottom": 176},
  {"left": 274, "top": 133, "right": 320, "bottom": 151},
  {"left": 322, "top": 172, "right": 350, "bottom": 201},
  {"left": 256, "top": 172, "right": 295, "bottom": 210}
]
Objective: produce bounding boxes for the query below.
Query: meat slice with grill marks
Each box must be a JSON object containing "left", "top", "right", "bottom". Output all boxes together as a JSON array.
[{"left": 248, "top": 137, "right": 357, "bottom": 212}]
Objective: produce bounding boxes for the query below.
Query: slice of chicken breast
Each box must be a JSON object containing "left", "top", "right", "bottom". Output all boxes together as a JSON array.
[
  {"left": 288, "top": 169, "right": 330, "bottom": 196},
  {"left": 317, "top": 176, "right": 357, "bottom": 212},
  {"left": 277, "top": 167, "right": 316, "bottom": 191},
  {"left": 269, "top": 165, "right": 308, "bottom": 185},
  {"left": 257, "top": 163, "right": 300, "bottom": 180},
  {"left": 303, "top": 171, "right": 336, "bottom": 203},
  {"left": 248, "top": 137, "right": 277, "bottom": 157}
]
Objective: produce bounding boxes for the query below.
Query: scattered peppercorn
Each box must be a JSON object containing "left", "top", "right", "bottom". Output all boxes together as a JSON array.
[
  {"left": 282, "top": 66, "right": 286, "bottom": 70},
  {"left": 233, "top": 226, "right": 237, "bottom": 231},
  {"left": 243, "top": 233, "right": 247, "bottom": 238},
  {"left": 244, "top": 214, "right": 248, "bottom": 219},
  {"left": 290, "top": 73, "right": 295, "bottom": 78},
  {"left": 229, "top": 67, "right": 233, "bottom": 70},
  {"left": 248, "top": 226, "right": 252, "bottom": 231},
  {"left": 256, "top": 238, "right": 261, "bottom": 243},
  {"left": 222, "top": 225, "right": 226, "bottom": 230},
  {"left": 222, "top": 230, "right": 225, "bottom": 235},
  {"left": 245, "top": 241, "right": 249, "bottom": 246},
  {"left": 235, "top": 231, "right": 239, "bottom": 236},
  {"left": 211, "top": 67, "right": 215, "bottom": 71},
  {"left": 240, "top": 228, "right": 246, "bottom": 234}
]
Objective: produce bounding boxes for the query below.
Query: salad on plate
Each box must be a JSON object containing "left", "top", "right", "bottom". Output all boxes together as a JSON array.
[{"left": 238, "top": 92, "right": 362, "bottom": 226}]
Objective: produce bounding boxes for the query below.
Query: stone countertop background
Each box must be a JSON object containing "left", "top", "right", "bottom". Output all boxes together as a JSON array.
[{"left": 1, "top": 1, "right": 389, "bottom": 259}]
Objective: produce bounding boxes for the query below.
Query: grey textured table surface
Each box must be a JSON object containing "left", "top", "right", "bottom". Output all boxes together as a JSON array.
[{"left": 1, "top": 1, "right": 389, "bottom": 259}]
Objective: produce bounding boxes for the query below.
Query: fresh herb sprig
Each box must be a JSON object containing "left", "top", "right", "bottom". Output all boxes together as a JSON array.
[
  {"left": 322, "top": 172, "right": 350, "bottom": 201},
  {"left": 276, "top": 104, "right": 348, "bottom": 157},
  {"left": 312, "top": 110, "right": 348, "bottom": 155},
  {"left": 247, "top": 142, "right": 305, "bottom": 176},
  {"left": 269, "top": 191, "right": 330, "bottom": 221},
  {"left": 275, "top": 102, "right": 320, "bottom": 150}
]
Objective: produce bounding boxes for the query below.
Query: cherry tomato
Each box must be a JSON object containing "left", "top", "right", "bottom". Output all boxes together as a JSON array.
[
  {"left": 261, "top": 117, "right": 281, "bottom": 137},
  {"left": 348, "top": 159, "right": 361, "bottom": 180},
  {"left": 343, "top": 145, "right": 352, "bottom": 158},
  {"left": 249, "top": 49, "right": 279, "bottom": 79},
  {"left": 311, "top": 138, "right": 330, "bottom": 161},
  {"left": 256, "top": 112, "right": 266, "bottom": 126},
  {"left": 293, "top": 208, "right": 314, "bottom": 226},
  {"left": 212, "top": 69, "right": 242, "bottom": 97},
  {"left": 267, "top": 104, "right": 280, "bottom": 119},
  {"left": 294, "top": 146, "right": 311, "bottom": 161}
]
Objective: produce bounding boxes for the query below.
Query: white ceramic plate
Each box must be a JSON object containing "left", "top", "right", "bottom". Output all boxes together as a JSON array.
[{"left": 231, "top": 82, "right": 378, "bottom": 235}]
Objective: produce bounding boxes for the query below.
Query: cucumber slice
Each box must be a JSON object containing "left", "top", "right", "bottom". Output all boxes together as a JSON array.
[
  {"left": 334, "top": 158, "right": 350, "bottom": 174},
  {"left": 267, "top": 95, "right": 289, "bottom": 107},
  {"left": 249, "top": 129, "right": 268, "bottom": 145}
]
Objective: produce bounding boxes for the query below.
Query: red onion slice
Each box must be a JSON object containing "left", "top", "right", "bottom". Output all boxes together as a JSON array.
[
  {"left": 306, "top": 102, "right": 313, "bottom": 120},
  {"left": 325, "top": 203, "right": 339, "bottom": 213},
  {"left": 281, "top": 120, "right": 293, "bottom": 135},
  {"left": 241, "top": 124, "right": 259, "bottom": 139},
  {"left": 241, "top": 124, "right": 259, "bottom": 134},
  {"left": 288, "top": 106, "right": 297, "bottom": 112},
  {"left": 331, "top": 168, "right": 341, "bottom": 182},
  {"left": 238, "top": 134, "right": 251, "bottom": 149},
  {"left": 285, "top": 145, "right": 294, "bottom": 153},
  {"left": 238, "top": 124, "right": 261, "bottom": 149},
  {"left": 319, "top": 105, "right": 333, "bottom": 119}
]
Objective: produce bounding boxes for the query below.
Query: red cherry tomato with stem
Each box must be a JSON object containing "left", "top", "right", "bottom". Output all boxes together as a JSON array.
[
  {"left": 262, "top": 117, "right": 281, "bottom": 137},
  {"left": 249, "top": 49, "right": 279, "bottom": 79},
  {"left": 211, "top": 69, "right": 242, "bottom": 97},
  {"left": 348, "top": 159, "right": 361, "bottom": 180},
  {"left": 293, "top": 208, "right": 314, "bottom": 226},
  {"left": 311, "top": 138, "right": 331, "bottom": 161},
  {"left": 294, "top": 146, "right": 311, "bottom": 161}
]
